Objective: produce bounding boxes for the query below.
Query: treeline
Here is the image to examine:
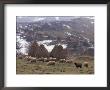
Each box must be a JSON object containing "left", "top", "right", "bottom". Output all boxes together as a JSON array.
[{"left": 28, "top": 41, "right": 68, "bottom": 60}]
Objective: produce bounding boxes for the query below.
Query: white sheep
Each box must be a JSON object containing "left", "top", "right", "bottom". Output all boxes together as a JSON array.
[
  {"left": 47, "top": 61, "right": 56, "bottom": 66},
  {"left": 59, "top": 59, "right": 66, "bottom": 63}
]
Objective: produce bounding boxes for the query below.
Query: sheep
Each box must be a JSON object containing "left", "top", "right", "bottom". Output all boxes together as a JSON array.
[
  {"left": 74, "top": 62, "right": 82, "bottom": 68},
  {"left": 66, "top": 60, "right": 73, "bottom": 64},
  {"left": 24, "top": 56, "right": 31, "bottom": 61},
  {"left": 24, "top": 56, "right": 36, "bottom": 63},
  {"left": 59, "top": 59, "right": 66, "bottom": 63},
  {"left": 30, "top": 56, "right": 36, "bottom": 60},
  {"left": 49, "top": 57, "right": 56, "bottom": 61},
  {"left": 24, "top": 56, "right": 37, "bottom": 62},
  {"left": 83, "top": 62, "right": 89, "bottom": 67},
  {"left": 47, "top": 61, "right": 56, "bottom": 66},
  {"left": 48, "top": 57, "right": 57, "bottom": 61},
  {"left": 30, "top": 59, "right": 36, "bottom": 63},
  {"left": 31, "top": 57, "right": 36, "bottom": 60},
  {"left": 51, "top": 58, "right": 57, "bottom": 61},
  {"left": 37, "top": 57, "right": 44, "bottom": 62},
  {"left": 44, "top": 58, "right": 49, "bottom": 62},
  {"left": 49, "top": 57, "right": 53, "bottom": 59},
  {"left": 24, "top": 56, "right": 28, "bottom": 60}
]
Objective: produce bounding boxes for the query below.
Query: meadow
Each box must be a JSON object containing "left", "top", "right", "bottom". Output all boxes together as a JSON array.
[{"left": 16, "top": 56, "right": 94, "bottom": 74}]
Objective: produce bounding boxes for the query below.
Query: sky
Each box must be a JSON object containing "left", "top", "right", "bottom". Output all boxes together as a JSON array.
[{"left": 16, "top": 16, "right": 94, "bottom": 22}]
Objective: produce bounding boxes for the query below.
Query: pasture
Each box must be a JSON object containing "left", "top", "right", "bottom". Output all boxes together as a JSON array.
[{"left": 16, "top": 56, "right": 94, "bottom": 74}]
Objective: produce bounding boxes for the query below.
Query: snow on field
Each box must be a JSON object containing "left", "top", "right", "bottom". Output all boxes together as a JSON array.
[
  {"left": 63, "top": 24, "right": 71, "bottom": 29},
  {"left": 37, "top": 40, "right": 52, "bottom": 45},
  {"left": 17, "top": 36, "right": 29, "bottom": 55},
  {"left": 44, "top": 44, "right": 67, "bottom": 52},
  {"left": 62, "top": 44, "right": 67, "bottom": 49},
  {"left": 44, "top": 45, "right": 55, "bottom": 52},
  {"left": 65, "top": 32, "right": 72, "bottom": 36}
]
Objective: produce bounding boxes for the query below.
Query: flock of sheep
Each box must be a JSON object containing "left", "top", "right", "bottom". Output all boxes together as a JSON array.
[{"left": 17, "top": 55, "right": 89, "bottom": 68}]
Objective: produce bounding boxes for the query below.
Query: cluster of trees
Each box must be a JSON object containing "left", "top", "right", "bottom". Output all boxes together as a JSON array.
[
  {"left": 50, "top": 45, "right": 68, "bottom": 59},
  {"left": 28, "top": 41, "right": 68, "bottom": 59}
]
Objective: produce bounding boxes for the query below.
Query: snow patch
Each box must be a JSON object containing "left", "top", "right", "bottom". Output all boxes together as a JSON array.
[
  {"left": 17, "top": 36, "right": 29, "bottom": 55},
  {"left": 63, "top": 24, "right": 71, "bottom": 29},
  {"left": 44, "top": 45, "right": 55, "bottom": 52},
  {"left": 65, "top": 32, "right": 72, "bottom": 36},
  {"left": 38, "top": 40, "right": 52, "bottom": 45}
]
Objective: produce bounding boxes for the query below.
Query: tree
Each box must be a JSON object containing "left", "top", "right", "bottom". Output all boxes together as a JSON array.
[
  {"left": 28, "top": 41, "right": 49, "bottom": 58},
  {"left": 28, "top": 41, "right": 40, "bottom": 57},
  {"left": 39, "top": 44, "right": 49, "bottom": 58},
  {"left": 50, "top": 45, "right": 58, "bottom": 58},
  {"left": 50, "top": 45, "right": 68, "bottom": 60}
]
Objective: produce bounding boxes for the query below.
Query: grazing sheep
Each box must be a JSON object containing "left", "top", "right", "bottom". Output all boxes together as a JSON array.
[
  {"left": 59, "top": 59, "right": 66, "bottom": 63},
  {"left": 31, "top": 57, "right": 36, "bottom": 60},
  {"left": 49, "top": 57, "right": 53, "bottom": 59},
  {"left": 37, "top": 57, "right": 44, "bottom": 62},
  {"left": 30, "top": 59, "right": 36, "bottom": 63},
  {"left": 47, "top": 61, "right": 56, "bottom": 66},
  {"left": 83, "top": 62, "right": 89, "bottom": 67},
  {"left": 44, "top": 58, "right": 47, "bottom": 60},
  {"left": 66, "top": 60, "right": 73, "bottom": 64},
  {"left": 51, "top": 58, "right": 57, "bottom": 61},
  {"left": 74, "top": 62, "right": 82, "bottom": 68},
  {"left": 24, "top": 56, "right": 31, "bottom": 61},
  {"left": 48, "top": 57, "right": 57, "bottom": 61},
  {"left": 44, "top": 58, "right": 49, "bottom": 62},
  {"left": 24, "top": 56, "right": 37, "bottom": 62},
  {"left": 24, "top": 56, "right": 28, "bottom": 60}
]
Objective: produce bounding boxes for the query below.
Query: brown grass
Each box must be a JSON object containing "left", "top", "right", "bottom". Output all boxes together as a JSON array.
[{"left": 16, "top": 56, "right": 94, "bottom": 74}]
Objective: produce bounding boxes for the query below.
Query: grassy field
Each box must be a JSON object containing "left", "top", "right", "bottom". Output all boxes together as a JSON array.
[{"left": 16, "top": 56, "right": 94, "bottom": 74}]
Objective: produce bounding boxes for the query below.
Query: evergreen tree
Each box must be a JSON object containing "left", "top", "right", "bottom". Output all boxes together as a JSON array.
[
  {"left": 39, "top": 44, "right": 49, "bottom": 58},
  {"left": 28, "top": 41, "right": 39, "bottom": 57},
  {"left": 50, "top": 45, "right": 68, "bottom": 59}
]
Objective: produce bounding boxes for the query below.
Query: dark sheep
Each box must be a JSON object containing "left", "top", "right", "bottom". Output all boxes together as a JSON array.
[
  {"left": 74, "top": 62, "right": 82, "bottom": 68},
  {"left": 83, "top": 62, "right": 89, "bottom": 67}
]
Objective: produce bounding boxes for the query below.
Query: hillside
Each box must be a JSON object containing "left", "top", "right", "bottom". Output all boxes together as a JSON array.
[{"left": 16, "top": 16, "right": 94, "bottom": 56}]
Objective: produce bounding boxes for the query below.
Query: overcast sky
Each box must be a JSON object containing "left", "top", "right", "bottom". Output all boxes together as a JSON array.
[{"left": 16, "top": 16, "right": 94, "bottom": 22}]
